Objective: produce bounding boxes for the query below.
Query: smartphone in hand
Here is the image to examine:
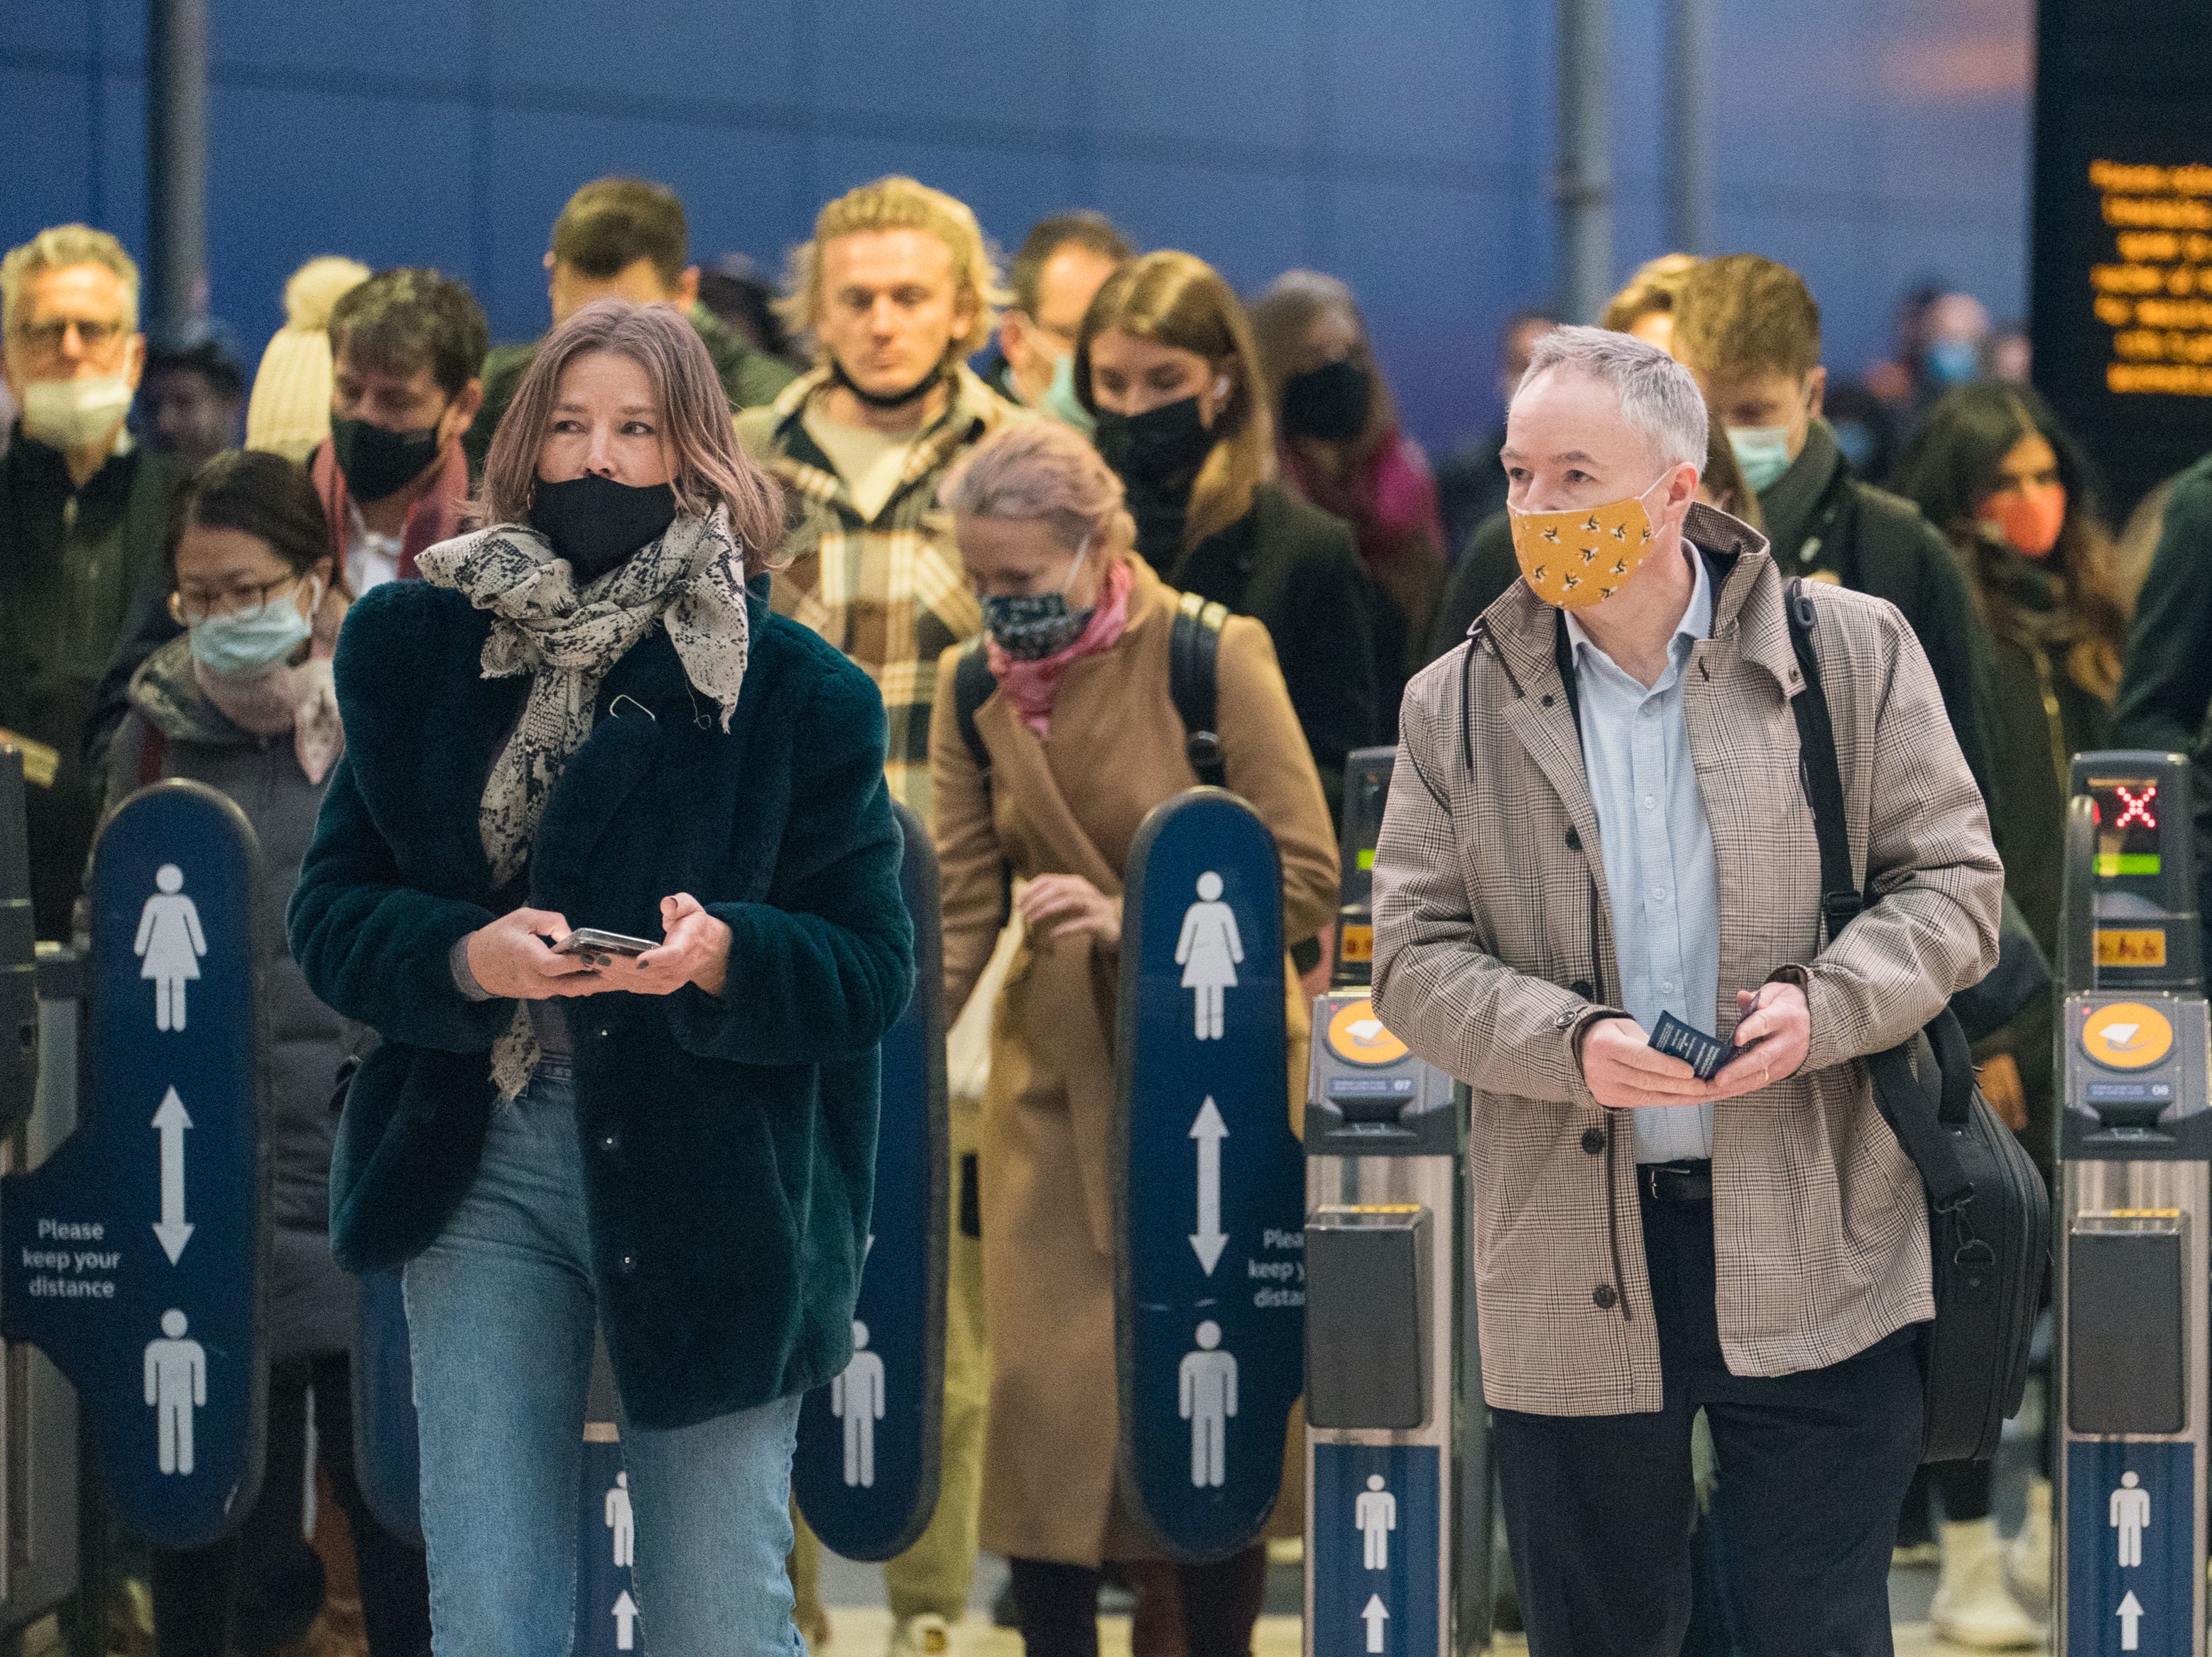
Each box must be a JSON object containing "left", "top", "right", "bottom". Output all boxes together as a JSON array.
[{"left": 551, "top": 928, "right": 659, "bottom": 965}]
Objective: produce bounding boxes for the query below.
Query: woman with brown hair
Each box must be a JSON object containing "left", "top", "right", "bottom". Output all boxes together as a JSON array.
[
  {"left": 1895, "top": 381, "right": 2128, "bottom": 1645},
  {"left": 1248, "top": 269, "right": 1446, "bottom": 731},
  {"left": 1077, "top": 251, "right": 1379, "bottom": 823},
  {"left": 289, "top": 299, "right": 915, "bottom": 1656},
  {"left": 932, "top": 417, "right": 1336, "bottom": 1657}
]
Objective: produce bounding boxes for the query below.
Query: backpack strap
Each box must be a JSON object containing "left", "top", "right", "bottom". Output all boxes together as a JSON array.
[
  {"left": 137, "top": 725, "right": 168, "bottom": 791},
  {"left": 1782, "top": 579, "right": 1863, "bottom": 941},
  {"left": 953, "top": 640, "right": 995, "bottom": 785},
  {"left": 1782, "top": 579, "right": 1976, "bottom": 1205},
  {"left": 1172, "top": 592, "right": 1229, "bottom": 790}
]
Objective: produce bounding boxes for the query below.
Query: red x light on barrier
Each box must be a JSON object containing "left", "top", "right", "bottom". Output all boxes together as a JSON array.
[{"left": 2115, "top": 783, "right": 2158, "bottom": 831}]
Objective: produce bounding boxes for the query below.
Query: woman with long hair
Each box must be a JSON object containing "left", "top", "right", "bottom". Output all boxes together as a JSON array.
[
  {"left": 289, "top": 299, "right": 913, "bottom": 1656},
  {"left": 1895, "top": 381, "right": 2129, "bottom": 1647},
  {"left": 111, "top": 450, "right": 432, "bottom": 1657},
  {"left": 1247, "top": 270, "right": 1445, "bottom": 728},
  {"left": 931, "top": 418, "right": 1336, "bottom": 1657},
  {"left": 1076, "top": 251, "right": 1378, "bottom": 825}
]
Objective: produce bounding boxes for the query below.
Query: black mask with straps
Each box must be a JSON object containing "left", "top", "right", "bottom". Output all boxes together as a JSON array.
[
  {"left": 331, "top": 410, "right": 447, "bottom": 503},
  {"left": 528, "top": 474, "right": 680, "bottom": 582},
  {"left": 828, "top": 351, "right": 949, "bottom": 412}
]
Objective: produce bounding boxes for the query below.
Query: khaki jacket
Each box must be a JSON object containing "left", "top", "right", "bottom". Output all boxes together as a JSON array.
[
  {"left": 932, "top": 555, "right": 1338, "bottom": 1562},
  {"left": 1372, "top": 507, "right": 2003, "bottom": 1417}
]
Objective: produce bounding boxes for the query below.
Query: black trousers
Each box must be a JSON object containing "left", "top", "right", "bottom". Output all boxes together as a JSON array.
[
  {"left": 1007, "top": 1546, "right": 1269, "bottom": 1657},
  {"left": 1493, "top": 1189, "right": 1924, "bottom": 1657},
  {"left": 151, "top": 1353, "right": 431, "bottom": 1657}
]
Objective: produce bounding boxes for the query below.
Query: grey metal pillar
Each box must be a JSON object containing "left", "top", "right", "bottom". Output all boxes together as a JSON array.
[
  {"left": 145, "top": 0, "right": 209, "bottom": 323},
  {"left": 1554, "top": 0, "right": 1613, "bottom": 323},
  {"left": 1665, "top": 0, "right": 1709, "bottom": 254}
]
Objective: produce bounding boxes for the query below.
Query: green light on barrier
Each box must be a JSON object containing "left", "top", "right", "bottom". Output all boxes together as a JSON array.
[
  {"left": 2096, "top": 852, "right": 2162, "bottom": 877},
  {"left": 1357, "top": 849, "right": 1375, "bottom": 871}
]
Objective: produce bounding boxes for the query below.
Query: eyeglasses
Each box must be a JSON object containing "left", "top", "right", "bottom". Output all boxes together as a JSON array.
[
  {"left": 169, "top": 576, "right": 301, "bottom": 626},
  {"left": 10, "top": 317, "right": 129, "bottom": 357}
]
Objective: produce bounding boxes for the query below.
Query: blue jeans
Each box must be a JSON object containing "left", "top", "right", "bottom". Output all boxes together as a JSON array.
[{"left": 403, "top": 1062, "right": 805, "bottom": 1657}]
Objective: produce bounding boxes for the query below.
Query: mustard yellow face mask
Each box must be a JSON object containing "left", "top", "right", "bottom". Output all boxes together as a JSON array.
[{"left": 1508, "top": 474, "right": 1667, "bottom": 611}]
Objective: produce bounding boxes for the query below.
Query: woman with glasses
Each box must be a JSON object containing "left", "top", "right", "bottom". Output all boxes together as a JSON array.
[{"left": 102, "top": 449, "right": 433, "bottom": 1657}]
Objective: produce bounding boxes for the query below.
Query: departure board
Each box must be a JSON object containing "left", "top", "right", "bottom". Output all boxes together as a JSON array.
[{"left": 2032, "top": 2, "right": 2212, "bottom": 512}]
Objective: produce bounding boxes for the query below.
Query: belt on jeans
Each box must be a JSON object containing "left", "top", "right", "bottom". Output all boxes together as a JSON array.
[{"left": 1638, "top": 1159, "right": 1713, "bottom": 1204}]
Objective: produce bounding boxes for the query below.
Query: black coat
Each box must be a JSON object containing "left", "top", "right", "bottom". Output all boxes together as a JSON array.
[
  {"left": 288, "top": 578, "right": 915, "bottom": 1428},
  {"left": 2113, "top": 449, "right": 2212, "bottom": 755},
  {"left": 1165, "top": 481, "right": 1378, "bottom": 816}
]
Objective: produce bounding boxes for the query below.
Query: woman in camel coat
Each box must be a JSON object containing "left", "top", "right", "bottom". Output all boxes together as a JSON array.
[{"left": 929, "top": 422, "right": 1336, "bottom": 1657}]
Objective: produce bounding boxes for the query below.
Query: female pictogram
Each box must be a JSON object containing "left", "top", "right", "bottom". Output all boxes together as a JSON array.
[
  {"left": 135, "top": 865, "right": 208, "bottom": 1032},
  {"left": 1175, "top": 872, "right": 1244, "bottom": 1040}
]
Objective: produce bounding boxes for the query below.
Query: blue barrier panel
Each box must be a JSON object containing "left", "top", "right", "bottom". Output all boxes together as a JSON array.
[
  {"left": 579, "top": 1430, "right": 642, "bottom": 1653},
  {"left": 1312, "top": 1443, "right": 1442, "bottom": 1657},
  {"left": 2068, "top": 1438, "right": 2195, "bottom": 1656},
  {"left": 1116, "top": 789, "right": 1304, "bottom": 1559},
  {"left": 1, "top": 781, "right": 266, "bottom": 1548},
  {"left": 352, "top": 1267, "right": 421, "bottom": 1545},
  {"left": 794, "top": 799, "right": 947, "bottom": 1560}
]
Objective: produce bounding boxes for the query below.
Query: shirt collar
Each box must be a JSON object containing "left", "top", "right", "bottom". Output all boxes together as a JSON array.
[{"left": 1564, "top": 542, "right": 1712, "bottom": 679}]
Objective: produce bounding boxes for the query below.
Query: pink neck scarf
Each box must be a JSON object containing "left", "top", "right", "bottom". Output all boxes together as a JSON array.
[{"left": 985, "top": 557, "right": 1135, "bottom": 738}]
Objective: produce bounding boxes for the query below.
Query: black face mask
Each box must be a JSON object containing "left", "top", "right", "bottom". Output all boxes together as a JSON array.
[
  {"left": 528, "top": 474, "right": 680, "bottom": 582},
  {"left": 1280, "top": 359, "right": 1371, "bottom": 443},
  {"left": 828, "top": 352, "right": 947, "bottom": 412},
  {"left": 1093, "top": 396, "right": 1215, "bottom": 491},
  {"left": 330, "top": 415, "right": 445, "bottom": 503}
]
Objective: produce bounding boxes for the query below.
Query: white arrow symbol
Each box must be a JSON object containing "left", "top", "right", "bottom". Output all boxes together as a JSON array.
[
  {"left": 1189, "top": 1096, "right": 1228, "bottom": 1274},
  {"left": 2119, "top": 1589, "right": 2144, "bottom": 1651},
  {"left": 614, "top": 1589, "right": 639, "bottom": 1651},
  {"left": 1362, "top": 1592, "right": 1389, "bottom": 1654},
  {"left": 151, "top": 1088, "right": 194, "bottom": 1264}
]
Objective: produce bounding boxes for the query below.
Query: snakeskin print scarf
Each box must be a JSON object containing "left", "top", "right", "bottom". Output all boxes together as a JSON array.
[{"left": 418, "top": 506, "right": 750, "bottom": 1097}]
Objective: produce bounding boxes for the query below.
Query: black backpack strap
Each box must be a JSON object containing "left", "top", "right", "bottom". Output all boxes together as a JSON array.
[
  {"left": 953, "top": 640, "right": 996, "bottom": 784},
  {"left": 1171, "top": 592, "right": 1229, "bottom": 789},
  {"left": 1783, "top": 579, "right": 1863, "bottom": 940},
  {"left": 1783, "top": 579, "right": 1975, "bottom": 1207}
]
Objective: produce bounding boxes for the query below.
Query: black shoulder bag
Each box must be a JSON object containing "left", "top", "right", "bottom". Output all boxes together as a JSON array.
[{"left": 1785, "top": 579, "right": 2050, "bottom": 1464}]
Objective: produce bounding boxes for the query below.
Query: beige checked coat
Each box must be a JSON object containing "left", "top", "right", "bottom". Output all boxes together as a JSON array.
[
  {"left": 1371, "top": 505, "right": 2003, "bottom": 1417},
  {"left": 740, "top": 364, "right": 1025, "bottom": 821}
]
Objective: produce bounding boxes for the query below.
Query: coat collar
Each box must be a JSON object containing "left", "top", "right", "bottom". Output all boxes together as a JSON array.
[
  {"left": 1477, "top": 502, "right": 1799, "bottom": 699},
  {"left": 761, "top": 363, "right": 1004, "bottom": 523}
]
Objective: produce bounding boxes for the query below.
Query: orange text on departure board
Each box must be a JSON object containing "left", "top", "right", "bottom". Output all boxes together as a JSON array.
[{"left": 2091, "top": 160, "right": 2212, "bottom": 396}]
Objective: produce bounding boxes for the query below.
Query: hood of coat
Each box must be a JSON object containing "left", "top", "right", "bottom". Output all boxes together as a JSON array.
[{"left": 127, "top": 635, "right": 265, "bottom": 748}]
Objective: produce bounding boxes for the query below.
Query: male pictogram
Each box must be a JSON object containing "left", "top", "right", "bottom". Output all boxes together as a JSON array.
[
  {"left": 1179, "top": 1320, "right": 1238, "bottom": 1487},
  {"left": 144, "top": 1309, "right": 206, "bottom": 1475},
  {"left": 832, "top": 1320, "right": 886, "bottom": 1488}
]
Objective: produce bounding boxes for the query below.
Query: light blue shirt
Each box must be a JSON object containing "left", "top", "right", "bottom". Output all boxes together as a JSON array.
[{"left": 1566, "top": 550, "right": 1721, "bottom": 1164}]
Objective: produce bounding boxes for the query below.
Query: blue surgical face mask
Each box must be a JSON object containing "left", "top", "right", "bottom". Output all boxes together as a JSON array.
[
  {"left": 190, "top": 578, "right": 317, "bottom": 677},
  {"left": 1924, "top": 337, "right": 1981, "bottom": 388},
  {"left": 1728, "top": 425, "right": 1794, "bottom": 494},
  {"left": 1040, "top": 349, "right": 1096, "bottom": 437},
  {"left": 981, "top": 538, "right": 1094, "bottom": 662}
]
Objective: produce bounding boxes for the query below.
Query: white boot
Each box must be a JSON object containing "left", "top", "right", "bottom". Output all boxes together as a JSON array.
[
  {"left": 2005, "top": 1476, "right": 2053, "bottom": 1613},
  {"left": 1931, "top": 1516, "right": 2042, "bottom": 1648}
]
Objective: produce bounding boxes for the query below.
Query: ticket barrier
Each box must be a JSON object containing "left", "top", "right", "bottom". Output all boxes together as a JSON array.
[
  {"left": 1303, "top": 990, "right": 1486, "bottom": 1657},
  {"left": 2056, "top": 753, "right": 2208, "bottom": 1656},
  {"left": 1331, "top": 748, "right": 1396, "bottom": 990}
]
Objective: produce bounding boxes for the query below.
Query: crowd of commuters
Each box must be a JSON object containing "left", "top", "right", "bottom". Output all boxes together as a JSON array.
[{"left": 0, "top": 154, "right": 2189, "bottom": 1657}]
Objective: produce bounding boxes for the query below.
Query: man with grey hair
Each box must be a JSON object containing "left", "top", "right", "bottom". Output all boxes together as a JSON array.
[
  {"left": 0, "top": 224, "right": 176, "bottom": 937},
  {"left": 1371, "top": 325, "right": 2002, "bottom": 1652}
]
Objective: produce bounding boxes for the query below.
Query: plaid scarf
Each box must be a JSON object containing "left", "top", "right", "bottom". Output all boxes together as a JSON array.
[{"left": 418, "top": 507, "right": 750, "bottom": 1098}]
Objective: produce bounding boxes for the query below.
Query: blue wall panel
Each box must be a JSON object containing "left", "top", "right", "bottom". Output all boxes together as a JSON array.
[{"left": 0, "top": 0, "right": 2032, "bottom": 454}]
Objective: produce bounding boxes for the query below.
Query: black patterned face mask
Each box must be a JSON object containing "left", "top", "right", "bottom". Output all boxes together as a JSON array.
[{"left": 981, "top": 540, "right": 1092, "bottom": 661}]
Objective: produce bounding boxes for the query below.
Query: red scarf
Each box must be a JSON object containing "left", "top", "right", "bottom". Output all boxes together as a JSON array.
[{"left": 985, "top": 557, "right": 1135, "bottom": 738}]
